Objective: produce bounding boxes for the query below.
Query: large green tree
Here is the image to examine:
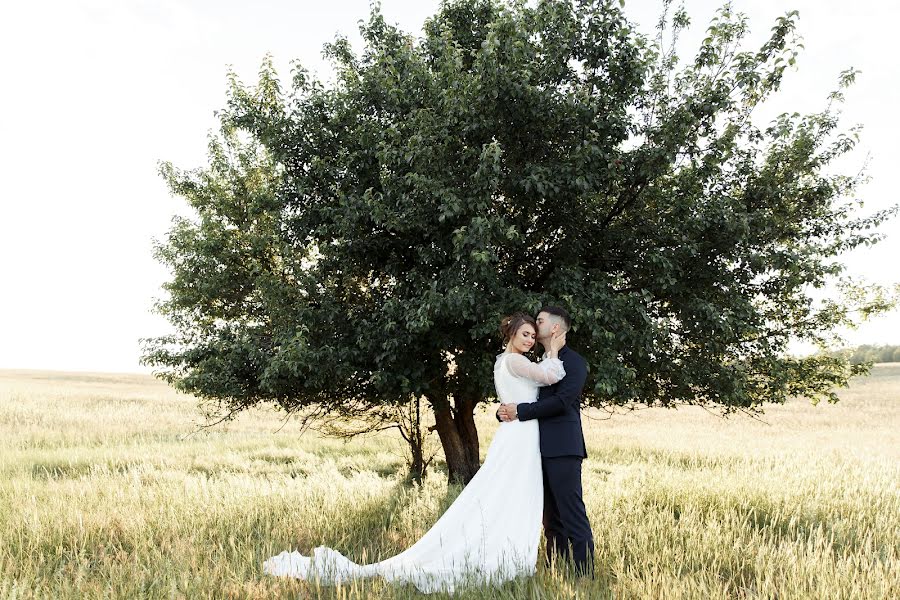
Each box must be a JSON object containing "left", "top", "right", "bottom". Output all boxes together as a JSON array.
[{"left": 144, "top": 0, "right": 896, "bottom": 483}]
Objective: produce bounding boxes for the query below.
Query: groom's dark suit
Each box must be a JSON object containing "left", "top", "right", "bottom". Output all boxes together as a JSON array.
[{"left": 514, "top": 345, "right": 594, "bottom": 574}]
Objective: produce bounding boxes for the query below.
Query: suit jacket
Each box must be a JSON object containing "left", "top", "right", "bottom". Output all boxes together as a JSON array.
[{"left": 516, "top": 345, "right": 588, "bottom": 458}]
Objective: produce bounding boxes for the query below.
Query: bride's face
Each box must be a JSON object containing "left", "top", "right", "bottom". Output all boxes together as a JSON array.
[{"left": 509, "top": 323, "right": 536, "bottom": 354}]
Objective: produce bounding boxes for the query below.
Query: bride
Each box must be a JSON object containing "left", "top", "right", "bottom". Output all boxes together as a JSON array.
[{"left": 263, "top": 312, "right": 567, "bottom": 593}]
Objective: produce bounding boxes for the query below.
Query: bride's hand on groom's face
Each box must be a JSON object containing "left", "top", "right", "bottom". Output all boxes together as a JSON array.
[{"left": 551, "top": 331, "right": 566, "bottom": 353}]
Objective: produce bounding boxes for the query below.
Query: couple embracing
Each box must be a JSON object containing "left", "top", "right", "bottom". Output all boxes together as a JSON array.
[{"left": 264, "top": 306, "right": 595, "bottom": 593}]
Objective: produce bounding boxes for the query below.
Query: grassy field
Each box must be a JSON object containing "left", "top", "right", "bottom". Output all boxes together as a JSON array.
[{"left": 0, "top": 365, "right": 898, "bottom": 599}]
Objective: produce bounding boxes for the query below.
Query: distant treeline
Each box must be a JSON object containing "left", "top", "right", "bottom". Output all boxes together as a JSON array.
[{"left": 822, "top": 345, "right": 900, "bottom": 364}]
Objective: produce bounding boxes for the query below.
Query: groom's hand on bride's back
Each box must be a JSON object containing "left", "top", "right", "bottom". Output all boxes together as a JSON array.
[{"left": 496, "top": 403, "right": 516, "bottom": 422}]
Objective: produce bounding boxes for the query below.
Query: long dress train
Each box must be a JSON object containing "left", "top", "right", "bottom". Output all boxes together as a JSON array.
[{"left": 263, "top": 352, "right": 564, "bottom": 593}]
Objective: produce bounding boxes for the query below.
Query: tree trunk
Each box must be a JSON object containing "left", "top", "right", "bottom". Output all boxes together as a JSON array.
[
  {"left": 408, "top": 447, "right": 425, "bottom": 484},
  {"left": 432, "top": 397, "right": 481, "bottom": 484},
  {"left": 404, "top": 397, "right": 428, "bottom": 484}
]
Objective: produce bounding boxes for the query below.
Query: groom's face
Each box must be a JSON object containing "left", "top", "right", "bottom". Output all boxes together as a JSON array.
[{"left": 535, "top": 312, "right": 558, "bottom": 343}]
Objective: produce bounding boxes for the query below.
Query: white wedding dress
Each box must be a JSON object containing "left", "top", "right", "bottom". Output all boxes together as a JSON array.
[{"left": 263, "top": 352, "right": 565, "bottom": 593}]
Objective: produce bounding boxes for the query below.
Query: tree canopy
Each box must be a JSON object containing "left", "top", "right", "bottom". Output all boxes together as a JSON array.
[{"left": 143, "top": 0, "right": 897, "bottom": 482}]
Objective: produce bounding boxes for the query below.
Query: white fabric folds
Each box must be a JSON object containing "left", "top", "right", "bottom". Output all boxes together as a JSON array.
[{"left": 263, "top": 352, "right": 564, "bottom": 594}]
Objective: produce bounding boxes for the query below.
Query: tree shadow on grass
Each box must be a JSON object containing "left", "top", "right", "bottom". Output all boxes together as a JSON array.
[
  {"left": 731, "top": 498, "right": 875, "bottom": 558},
  {"left": 30, "top": 459, "right": 140, "bottom": 480},
  {"left": 246, "top": 469, "right": 629, "bottom": 599},
  {"left": 255, "top": 467, "right": 462, "bottom": 557},
  {"left": 627, "top": 490, "right": 878, "bottom": 593}
]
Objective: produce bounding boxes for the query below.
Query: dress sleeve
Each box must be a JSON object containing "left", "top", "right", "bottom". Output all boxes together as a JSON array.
[{"left": 505, "top": 353, "right": 566, "bottom": 386}]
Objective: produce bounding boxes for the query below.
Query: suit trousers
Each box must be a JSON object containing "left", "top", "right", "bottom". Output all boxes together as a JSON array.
[{"left": 541, "top": 456, "right": 595, "bottom": 575}]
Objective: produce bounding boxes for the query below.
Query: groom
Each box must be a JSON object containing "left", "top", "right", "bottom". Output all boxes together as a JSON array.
[{"left": 497, "top": 306, "right": 595, "bottom": 576}]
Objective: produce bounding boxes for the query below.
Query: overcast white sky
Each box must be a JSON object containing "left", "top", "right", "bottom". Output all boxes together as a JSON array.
[{"left": 1, "top": 0, "right": 897, "bottom": 373}]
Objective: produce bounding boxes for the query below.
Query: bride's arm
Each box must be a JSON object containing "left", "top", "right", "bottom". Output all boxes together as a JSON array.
[
  {"left": 505, "top": 353, "right": 566, "bottom": 385},
  {"left": 516, "top": 353, "right": 587, "bottom": 421}
]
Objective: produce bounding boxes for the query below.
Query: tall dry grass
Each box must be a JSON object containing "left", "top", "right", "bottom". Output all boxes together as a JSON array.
[{"left": 0, "top": 365, "right": 897, "bottom": 598}]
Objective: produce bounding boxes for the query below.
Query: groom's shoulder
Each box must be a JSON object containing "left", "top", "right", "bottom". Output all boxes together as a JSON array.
[{"left": 562, "top": 346, "right": 587, "bottom": 368}]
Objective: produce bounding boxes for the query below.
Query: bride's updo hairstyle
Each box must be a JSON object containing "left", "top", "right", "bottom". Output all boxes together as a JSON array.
[{"left": 500, "top": 312, "right": 537, "bottom": 345}]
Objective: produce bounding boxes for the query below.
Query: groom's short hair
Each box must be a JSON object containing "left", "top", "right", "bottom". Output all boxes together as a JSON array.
[{"left": 539, "top": 305, "right": 571, "bottom": 331}]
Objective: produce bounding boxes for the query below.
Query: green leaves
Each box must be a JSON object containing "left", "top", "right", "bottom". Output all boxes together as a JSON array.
[{"left": 144, "top": 0, "right": 896, "bottom": 426}]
